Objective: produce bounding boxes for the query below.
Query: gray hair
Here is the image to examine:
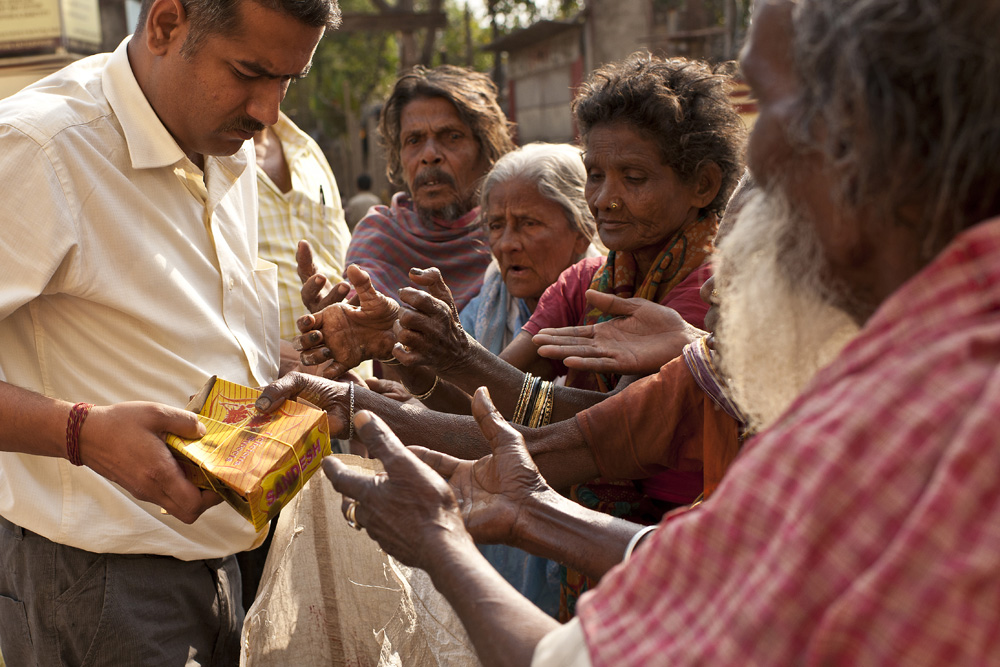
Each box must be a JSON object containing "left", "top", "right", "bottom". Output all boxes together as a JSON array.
[
  {"left": 478, "top": 142, "right": 598, "bottom": 244},
  {"left": 787, "top": 0, "right": 1000, "bottom": 257}
]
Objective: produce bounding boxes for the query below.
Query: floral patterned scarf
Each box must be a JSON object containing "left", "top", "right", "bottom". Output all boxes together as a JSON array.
[{"left": 566, "top": 213, "right": 718, "bottom": 392}]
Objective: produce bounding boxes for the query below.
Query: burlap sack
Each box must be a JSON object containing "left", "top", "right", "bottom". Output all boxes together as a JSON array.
[{"left": 241, "top": 455, "right": 481, "bottom": 666}]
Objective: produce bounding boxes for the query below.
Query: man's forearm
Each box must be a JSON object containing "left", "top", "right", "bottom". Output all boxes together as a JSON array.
[
  {"left": 428, "top": 534, "right": 561, "bottom": 667},
  {"left": 355, "top": 385, "right": 493, "bottom": 460},
  {"left": 0, "top": 381, "right": 72, "bottom": 458},
  {"left": 513, "top": 490, "right": 643, "bottom": 581}
]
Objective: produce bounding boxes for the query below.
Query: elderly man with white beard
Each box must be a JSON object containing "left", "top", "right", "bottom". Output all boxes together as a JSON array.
[{"left": 271, "top": 0, "right": 1000, "bottom": 663}]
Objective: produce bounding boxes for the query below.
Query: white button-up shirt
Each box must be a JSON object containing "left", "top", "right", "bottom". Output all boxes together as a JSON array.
[{"left": 0, "top": 39, "right": 279, "bottom": 560}]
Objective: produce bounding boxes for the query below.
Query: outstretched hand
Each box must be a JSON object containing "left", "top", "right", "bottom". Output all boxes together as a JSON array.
[
  {"left": 533, "top": 290, "right": 706, "bottom": 375},
  {"left": 295, "top": 264, "right": 400, "bottom": 376},
  {"left": 255, "top": 371, "right": 353, "bottom": 439},
  {"left": 393, "top": 267, "right": 473, "bottom": 373},
  {"left": 297, "top": 240, "right": 352, "bottom": 313},
  {"left": 411, "top": 388, "right": 551, "bottom": 545},
  {"left": 80, "top": 402, "right": 221, "bottom": 524},
  {"left": 321, "top": 410, "right": 472, "bottom": 570}
]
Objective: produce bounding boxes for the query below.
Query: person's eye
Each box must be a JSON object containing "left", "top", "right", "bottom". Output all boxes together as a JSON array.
[
  {"left": 625, "top": 173, "right": 647, "bottom": 185},
  {"left": 450, "top": 132, "right": 463, "bottom": 141},
  {"left": 405, "top": 135, "right": 420, "bottom": 145},
  {"left": 232, "top": 68, "right": 257, "bottom": 81},
  {"left": 587, "top": 171, "right": 604, "bottom": 183}
]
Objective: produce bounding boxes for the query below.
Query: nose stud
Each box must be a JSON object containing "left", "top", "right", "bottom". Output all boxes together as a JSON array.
[{"left": 609, "top": 202, "right": 620, "bottom": 210}]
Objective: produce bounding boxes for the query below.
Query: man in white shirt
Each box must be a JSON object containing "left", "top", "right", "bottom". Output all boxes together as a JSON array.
[{"left": 0, "top": 0, "right": 338, "bottom": 664}]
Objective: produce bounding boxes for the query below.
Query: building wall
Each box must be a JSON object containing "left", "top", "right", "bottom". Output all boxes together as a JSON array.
[{"left": 507, "top": 29, "right": 581, "bottom": 144}]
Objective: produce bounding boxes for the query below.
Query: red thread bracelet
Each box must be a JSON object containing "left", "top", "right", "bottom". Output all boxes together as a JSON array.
[{"left": 66, "top": 402, "right": 94, "bottom": 466}]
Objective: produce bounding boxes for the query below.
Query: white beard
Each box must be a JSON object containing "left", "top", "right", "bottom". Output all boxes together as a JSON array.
[{"left": 714, "top": 187, "right": 861, "bottom": 432}]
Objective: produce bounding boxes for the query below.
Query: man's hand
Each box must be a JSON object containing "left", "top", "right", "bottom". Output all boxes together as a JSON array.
[
  {"left": 294, "top": 264, "right": 400, "bottom": 376},
  {"left": 321, "top": 410, "right": 472, "bottom": 570},
  {"left": 394, "top": 267, "right": 474, "bottom": 373},
  {"left": 297, "top": 240, "right": 351, "bottom": 313},
  {"left": 411, "top": 387, "right": 552, "bottom": 545},
  {"left": 255, "top": 371, "right": 353, "bottom": 439},
  {"left": 79, "top": 402, "right": 221, "bottom": 524},
  {"left": 533, "top": 290, "right": 706, "bottom": 375}
]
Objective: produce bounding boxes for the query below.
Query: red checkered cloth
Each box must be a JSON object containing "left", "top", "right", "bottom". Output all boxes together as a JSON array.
[
  {"left": 345, "top": 192, "right": 491, "bottom": 310},
  {"left": 578, "top": 215, "right": 1000, "bottom": 664}
]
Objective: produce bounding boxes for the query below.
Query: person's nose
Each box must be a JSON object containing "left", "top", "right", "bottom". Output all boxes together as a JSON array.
[
  {"left": 246, "top": 79, "right": 286, "bottom": 128},
  {"left": 420, "top": 137, "right": 443, "bottom": 165},
  {"left": 589, "top": 177, "right": 623, "bottom": 214},
  {"left": 497, "top": 221, "right": 522, "bottom": 254}
]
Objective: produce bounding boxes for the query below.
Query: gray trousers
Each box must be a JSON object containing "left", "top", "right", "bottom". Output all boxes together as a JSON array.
[{"left": 0, "top": 515, "right": 243, "bottom": 667}]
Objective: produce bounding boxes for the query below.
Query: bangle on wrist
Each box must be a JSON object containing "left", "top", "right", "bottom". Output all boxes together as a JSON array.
[
  {"left": 66, "top": 402, "right": 94, "bottom": 466},
  {"left": 347, "top": 382, "right": 355, "bottom": 440},
  {"left": 623, "top": 525, "right": 658, "bottom": 562},
  {"left": 511, "top": 373, "right": 534, "bottom": 424},
  {"left": 405, "top": 375, "right": 439, "bottom": 401}
]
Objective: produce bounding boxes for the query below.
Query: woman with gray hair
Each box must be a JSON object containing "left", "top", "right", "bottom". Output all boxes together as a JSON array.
[{"left": 460, "top": 142, "right": 601, "bottom": 356}]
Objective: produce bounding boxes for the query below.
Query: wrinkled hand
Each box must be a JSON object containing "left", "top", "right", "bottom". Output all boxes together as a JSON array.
[
  {"left": 411, "top": 388, "right": 551, "bottom": 545},
  {"left": 321, "top": 410, "right": 472, "bottom": 570},
  {"left": 297, "top": 240, "right": 351, "bottom": 313},
  {"left": 295, "top": 264, "right": 400, "bottom": 376},
  {"left": 80, "top": 402, "right": 220, "bottom": 524},
  {"left": 255, "top": 371, "right": 353, "bottom": 439},
  {"left": 394, "top": 267, "right": 473, "bottom": 373},
  {"left": 533, "top": 290, "right": 706, "bottom": 375}
]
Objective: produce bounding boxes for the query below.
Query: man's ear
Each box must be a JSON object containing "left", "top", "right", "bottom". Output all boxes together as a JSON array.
[
  {"left": 143, "top": 0, "right": 189, "bottom": 56},
  {"left": 692, "top": 161, "right": 723, "bottom": 210}
]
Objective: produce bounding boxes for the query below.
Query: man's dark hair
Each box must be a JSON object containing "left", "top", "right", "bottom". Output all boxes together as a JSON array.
[
  {"left": 135, "top": 0, "right": 341, "bottom": 56},
  {"left": 377, "top": 65, "right": 516, "bottom": 188},
  {"left": 573, "top": 53, "right": 746, "bottom": 217},
  {"left": 356, "top": 173, "right": 372, "bottom": 191}
]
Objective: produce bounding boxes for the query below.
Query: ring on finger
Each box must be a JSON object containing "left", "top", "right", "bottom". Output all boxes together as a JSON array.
[{"left": 345, "top": 499, "right": 363, "bottom": 531}]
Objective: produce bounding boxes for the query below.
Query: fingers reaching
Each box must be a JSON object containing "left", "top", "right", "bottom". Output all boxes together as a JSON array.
[
  {"left": 471, "top": 387, "right": 523, "bottom": 455},
  {"left": 296, "top": 240, "right": 318, "bottom": 284}
]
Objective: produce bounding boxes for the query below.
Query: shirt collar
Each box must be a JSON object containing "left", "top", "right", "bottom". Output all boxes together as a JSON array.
[{"left": 102, "top": 36, "right": 249, "bottom": 179}]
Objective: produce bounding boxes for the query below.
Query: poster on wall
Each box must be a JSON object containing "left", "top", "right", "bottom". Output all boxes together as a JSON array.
[{"left": 0, "top": 0, "right": 101, "bottom": 56}]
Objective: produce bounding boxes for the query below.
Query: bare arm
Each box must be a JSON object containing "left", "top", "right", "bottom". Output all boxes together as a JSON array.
[
  {"left": 0, "top": 381, "right": 219, "bottom": 523},
  {"left": 322, "top": 403, "right": 560, "bottom": 667},
  {"left": 255, "top": 372, "right": 602, "bottom": 489}
]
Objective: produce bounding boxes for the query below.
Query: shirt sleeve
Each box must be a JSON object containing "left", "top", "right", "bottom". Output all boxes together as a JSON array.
[
  {"left": 531, "top": 618, "right": 593, "bottom": 667},
  {"left": 576, "top": 356, "right": 706, "bottom": 480},
  {"left": 0, "top": 124, "right": 77, "bottom": 320}
]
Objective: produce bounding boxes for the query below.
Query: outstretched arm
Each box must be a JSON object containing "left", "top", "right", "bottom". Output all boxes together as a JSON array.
[
  {"left": 533, "top": 290, "right": 705, "bottom": 376},
  {"left": 0, "top": 381, "right": 219, "bottom": 523},
  {"left": 412, "top": 391, "right": 643, "bottom": 581},
  {"left": 393, "top": 268, "right": 608, "bottom": 421},
  {"left": 255, "top": 372, "right": 603, "bottom": 489},
  {"left": 321, "top": 394, "right": 562, "bottom": 667}
]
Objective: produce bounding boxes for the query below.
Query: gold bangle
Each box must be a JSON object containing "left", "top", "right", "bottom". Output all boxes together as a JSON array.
[
  {"left": 512, "top": 373, "right": 535, "bottom": 423},
  {"left": 406, "top": 375, "right": 439, "bottom": 401},
  {"left": 528, "top": 381, "right": 553, "bottom": 428},
  {"left": 539, "top": 382, "right": 555, "bottom": 427}
]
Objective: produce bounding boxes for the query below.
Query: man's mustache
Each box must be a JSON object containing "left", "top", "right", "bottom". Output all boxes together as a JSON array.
[
  {"left": 413, "top": 168, "right": 456, "bottom": 190},
  {"left": 219, "top": 117, "right": 267, "bottom": 135}
]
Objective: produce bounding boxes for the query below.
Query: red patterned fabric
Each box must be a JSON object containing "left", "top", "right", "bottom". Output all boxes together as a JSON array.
[
  {"left": 578, "top": 216, "right": 1000, "bottom": 665},
  {"left": 345, "top": 192, "right": 491, "bottom": 310}
]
